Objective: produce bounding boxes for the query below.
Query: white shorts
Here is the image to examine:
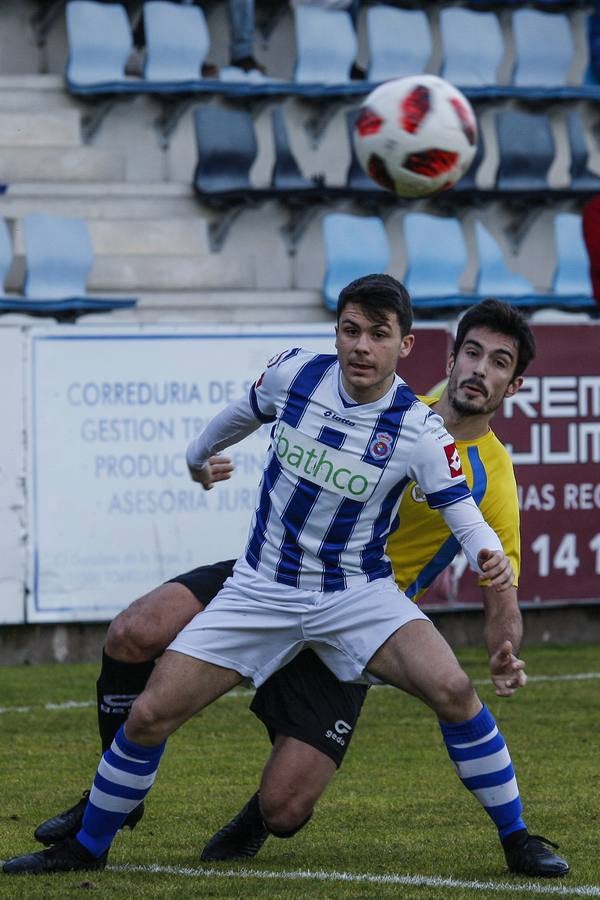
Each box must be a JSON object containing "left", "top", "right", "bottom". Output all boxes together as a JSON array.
[{"left": 168, "top": 558, "right": 430, "bottom": 687}]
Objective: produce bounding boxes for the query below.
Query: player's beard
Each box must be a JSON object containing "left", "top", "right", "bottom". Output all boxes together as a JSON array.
[{"left": 447, "top": 375, "right": 498, "bottom": 417}]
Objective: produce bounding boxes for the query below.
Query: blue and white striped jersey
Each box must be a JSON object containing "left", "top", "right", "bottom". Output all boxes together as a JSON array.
[{"left": 245, "top": 348, "right": 472, "bottom": 591}]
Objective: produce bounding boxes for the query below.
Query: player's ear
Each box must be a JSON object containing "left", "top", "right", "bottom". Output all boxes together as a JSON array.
[
  {"left": 446, "top": 352, "right": 455, "bottom": 376},
  {"left": 504, "top": 375, "right": 523, "bottom": 398},
  {"left": 399, "top": 333, "right": 414, "bottom": 358}
]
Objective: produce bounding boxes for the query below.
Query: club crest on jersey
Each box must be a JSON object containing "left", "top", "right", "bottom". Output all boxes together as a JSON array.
[
  {"left": 443, "top": 442, "right": 463, "bottom": 477},
  {"left": 369, "top": 431, "right": 393, "bottom": 460}
]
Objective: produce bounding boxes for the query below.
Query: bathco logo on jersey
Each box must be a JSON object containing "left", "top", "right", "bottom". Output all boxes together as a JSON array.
[{"left": 273, "top": 423, "right": 380, "bottom": 500}]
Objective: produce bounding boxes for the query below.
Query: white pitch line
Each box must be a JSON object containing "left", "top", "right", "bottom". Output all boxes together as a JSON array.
[
  {"left": 110, "top": 863, "right": 600, "bottom": 897},
  {"left": 2, "top": 673, "right": 600, "bottom": 716}
]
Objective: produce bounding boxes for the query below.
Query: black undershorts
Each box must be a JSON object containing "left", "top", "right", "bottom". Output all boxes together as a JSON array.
[{"left": 168, "top": 561, "right": 369, "bottom": 767}]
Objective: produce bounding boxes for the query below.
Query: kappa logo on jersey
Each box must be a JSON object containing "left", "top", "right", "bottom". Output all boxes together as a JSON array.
[
  {"left": 273, "top": 422, "right": 380, "bottom": 500},
  {"left": 443, "top": 442, "right": 463, "bottom": 477},
  {"left": 369, "top": 431, "right": 394, "bottom": 460}
]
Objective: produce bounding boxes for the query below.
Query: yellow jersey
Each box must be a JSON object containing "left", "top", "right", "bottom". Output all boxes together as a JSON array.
[{"left": 387, "top": 397, "right": 520, "bottom": 601}]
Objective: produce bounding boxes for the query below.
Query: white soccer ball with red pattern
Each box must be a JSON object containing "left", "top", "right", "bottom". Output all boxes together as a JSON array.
[{"left": 352, "top": 75, "right": 478, "bottom": 198}]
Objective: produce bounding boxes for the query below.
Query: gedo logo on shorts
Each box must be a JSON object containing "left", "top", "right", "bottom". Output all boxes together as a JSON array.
[{"left": 273, "top": 423, "right": 379, "bottom": 501}]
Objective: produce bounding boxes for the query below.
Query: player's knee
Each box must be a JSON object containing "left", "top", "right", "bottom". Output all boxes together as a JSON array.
[
  {"left": 435, "top": 668, "right": 475, "bottom": 717},
  {"left": 260, "top": 790, "right": 314, "bottom": 836},
  {"left": 105, "top": 605, "right": 159, "bottom": 663},
  {"left": 126, "top": 692, "right": 169, "bottom": 744}
]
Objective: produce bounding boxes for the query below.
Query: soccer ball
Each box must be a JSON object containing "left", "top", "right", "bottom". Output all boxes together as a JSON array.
[{"left": 352, "top": 74, "right": 478, "bottom": 198}]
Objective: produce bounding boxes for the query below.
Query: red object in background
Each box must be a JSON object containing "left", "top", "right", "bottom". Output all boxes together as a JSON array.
[{"left": 582, "top": 196, "right": 600, "bottom": 308}]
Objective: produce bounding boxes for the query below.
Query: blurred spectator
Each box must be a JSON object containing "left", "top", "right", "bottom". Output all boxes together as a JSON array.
[
  {"left": 582, "top": 196, "right": 600, "bottom": 309},
  {"left": 131, "top": 1, "right": 265, "bottom": 75}
]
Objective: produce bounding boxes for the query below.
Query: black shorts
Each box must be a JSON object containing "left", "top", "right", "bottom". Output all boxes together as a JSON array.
[{"left": 168, "top": 561, "right": 369, "bottom": 767}]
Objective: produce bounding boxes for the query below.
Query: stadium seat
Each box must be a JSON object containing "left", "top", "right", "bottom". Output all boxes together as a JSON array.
[
  {"left": 512, "top": 9, "right": 573, "bottom": 87},
  {"left": 322, "top": 213, "right": 389, "bottom": 312},
  {"left": 270, "top": 106, "right": 316, "bottom": 196},
  {"left": 567, "top": 110, "right": 600, "bottom": 193},
  {"left": 293, "top": 6, "right": 356, "bottom": 84},
  {"left": 366, "top": 6, "right": 431, "bottom": 83},
  {"left": 19, "top": 213, "right": 136, "bottom": 315},
  {"left": 495, "top": 110, "right": 555, "bottom": 193},
  {"left": 0, "top": 217, "right": 12, "bottom": 292},
  {"left": 24, "top": 214, "right": 94, "bottom": 299},
  {"left": 66, "top": 0, "right": 132, "bottom": 87},
  {"left": 552, "top": 213, "right": 591, "bottom": 297},
  {"left": 440, "top": 8, "right": 504, "bottom": 87},
  {"left": 193, "top": 105, "right": 264, "bottom": 200},
  {"left": 144, "top": 1, "right": 210, "bottom": 82},
  {"left": 403, "top": 213, "right": 467, "bottom": 305},
  {"left": 474, "top": 221, "right": 534, "bottom": 296}
]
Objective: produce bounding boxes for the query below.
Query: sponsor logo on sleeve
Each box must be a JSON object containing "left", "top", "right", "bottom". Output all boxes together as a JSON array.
[{"left": 443, "top": 442, "right": 463, "bottom": 477}]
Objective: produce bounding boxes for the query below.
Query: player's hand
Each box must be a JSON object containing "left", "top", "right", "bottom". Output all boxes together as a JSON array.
[
  {"left": 188, "top": 454, "right": 233, "bottom": 490},
  {"left": 490, "top": 639, "right": 527, "bottom": 697},
  {"left": 477, "top": 548, "right": 514, "bottom": 592}
]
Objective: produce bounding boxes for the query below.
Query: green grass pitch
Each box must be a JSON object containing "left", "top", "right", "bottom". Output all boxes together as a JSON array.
[{"left": 1, "top": 644, "right": 599, "bottom": 899}]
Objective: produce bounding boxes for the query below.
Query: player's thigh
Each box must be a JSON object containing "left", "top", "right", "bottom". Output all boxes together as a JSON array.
[
  {"left": 367, "top": 619, "right": 474, "bottom": 709},
  {"left": 128, "top": 649, "right": 242, "bottom": 740},
  {"left": 250, "top": 649, "right": 368, "bottom": 768},
  {"left": 106, "top": 582, "right": 204, "bottom": 660}
]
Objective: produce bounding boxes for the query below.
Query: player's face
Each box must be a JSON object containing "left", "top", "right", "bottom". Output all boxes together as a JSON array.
[
  {"left": 335, "top": 303, "right": 413, "bottom": 403},
  {"left": 446, "top": 326, "right": 523, "bottom": 416}
]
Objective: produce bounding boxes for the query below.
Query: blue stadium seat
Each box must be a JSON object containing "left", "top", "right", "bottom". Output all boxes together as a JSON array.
[
  {"left": 567, "top": 110, "right": 600, "bottom": 193},
  {"left": 474, "top": 221, "right": 534, "bottom": 297},
  {"left": 512, "top": 9, "right": 573, "bottom": 87},
  {"left": 495, "top": 110, "right": 555, "bottom": 193},
  {"left": 0, "top": 217, "right": 12, "bottom": 292},
  {"left": 366, "top": 6, "right": 431, "bottom": 83},
  {"left": 193, "top": 105, "right": 262, "bottom": 199},
  {"left": 440, "top": 8, "right": 504, "bottom": 88},
  {"left": 552, "top": 213, "right": 591, "bottom": 298},
  {"left": 24, "top": 214, "right": 94, "bottom": 299},
  {"left": 270, "top": 106, "right": 318, "bottom": 196},
  {"left": 403, "top": 213, "right": 467, "bottom": 306},
  {"left": 66, "top": 0, "right": 132, "bottom": 88},
  {"left": 144, "top": 1, "right": 210, "bottom": 82},
  {"left": 19, "top": 213, "right": 136, "bottom": 315},
  {"left": 322, "top": 213, "right": 389, "bottom": 312},
  {"left": 293, "top": 7, "right": 356, "bottom": 84}
]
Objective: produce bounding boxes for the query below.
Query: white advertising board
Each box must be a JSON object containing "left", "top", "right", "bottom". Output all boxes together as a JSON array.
[{"left": 27, "top": 325, "right": 335, "bottom": 623}]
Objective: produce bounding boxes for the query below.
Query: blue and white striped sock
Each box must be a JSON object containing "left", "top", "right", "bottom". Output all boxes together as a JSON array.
[
  {"left": 77, "top": 725, "right": 165, "bottom": 857},
  {"left": 440, "top": 704, "right": 525, "bottom": 840}
]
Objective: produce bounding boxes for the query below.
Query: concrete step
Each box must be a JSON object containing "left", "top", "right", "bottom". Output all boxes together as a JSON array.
[
  {"left": 0, "top": 148, "right": 126, "bottom": 182},
  {"left": 0, "top": 75, "right": 76, "bottom": 110},
  {"left": 88, "top": 255, "right": 249, "bottom": 291},
  {"left": 85, "top": 290, "right": 328, "bottom": 322},
  {"left": 0, "top": 110, "right": 81, "bottom": 147},
  {"left": 0, "top": 182, "right": 198, "bottom": 220},
  {"left": 87, "top": 219, "right": 210, "bottom": 256}
]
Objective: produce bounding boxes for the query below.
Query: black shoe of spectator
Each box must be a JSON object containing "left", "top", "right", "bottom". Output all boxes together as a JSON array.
[
  {"left": 231, "top": 56, "right": 267, "bottom": 75},
  {"left": 350, "top": 62, "right": 366, "bottom": 80}
]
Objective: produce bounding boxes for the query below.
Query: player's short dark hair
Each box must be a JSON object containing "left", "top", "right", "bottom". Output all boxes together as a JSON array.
[
  {"left": 453, "top": 298, "right": 536, "bottom": 379},
  {"left": 337, "top": 274, "right": 413, "bottom": 337}
]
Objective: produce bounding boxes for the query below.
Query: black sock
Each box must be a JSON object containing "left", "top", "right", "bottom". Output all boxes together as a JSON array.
[{"left": 96, "top": 650, "right": 155, "bottom": 752}]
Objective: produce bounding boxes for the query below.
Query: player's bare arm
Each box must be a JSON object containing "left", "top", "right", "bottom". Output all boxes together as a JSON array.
[{"left": 481, "top": 584, "right": 527, "bottom": 697}]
